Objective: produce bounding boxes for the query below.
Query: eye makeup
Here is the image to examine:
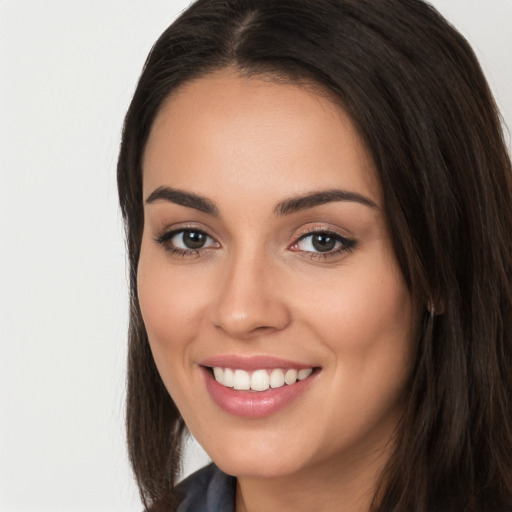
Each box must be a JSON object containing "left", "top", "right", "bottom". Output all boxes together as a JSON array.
[
  {"left": 154, "top": 227, "right": 219, "bottom": 258},
  {"left": 154, "top": 224, "right": 358, "bottom": 261},
  {"left": 289, "top": 227, "right": 357, "bottom": 261}
]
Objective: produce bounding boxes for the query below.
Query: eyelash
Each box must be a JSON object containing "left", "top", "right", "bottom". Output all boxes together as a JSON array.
[
  {"left": 154, "top": 227, "right": 357, "bottom": 260},
  {"left": 291, "top": 228, "right": 357, "bottom": 260},
  {"left": 154, "top": 228, "right": 218, "bottom": 258}
]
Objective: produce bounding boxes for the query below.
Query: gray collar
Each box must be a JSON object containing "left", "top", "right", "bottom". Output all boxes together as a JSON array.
[{"left": 177, "top": 463, "right": 236, "bottom": 512}]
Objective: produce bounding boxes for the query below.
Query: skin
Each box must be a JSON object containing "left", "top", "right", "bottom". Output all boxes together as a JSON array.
[{"left": 138, "top": 71, "right": 416, "bottom": 512}]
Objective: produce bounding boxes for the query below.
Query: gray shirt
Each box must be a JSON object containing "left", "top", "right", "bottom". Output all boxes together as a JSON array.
[{"left": 177, "top": 463, "right": 236, "bottom": 512}]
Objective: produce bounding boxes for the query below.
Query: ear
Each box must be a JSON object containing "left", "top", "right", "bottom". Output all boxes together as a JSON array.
[{"left": 427, "top": 297, "right": 445, "bottom": 316}]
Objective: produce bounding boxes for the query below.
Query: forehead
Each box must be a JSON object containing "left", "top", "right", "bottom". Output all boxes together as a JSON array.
[{"left": 142, "top": 71, "right": 381, "bottom": 207}]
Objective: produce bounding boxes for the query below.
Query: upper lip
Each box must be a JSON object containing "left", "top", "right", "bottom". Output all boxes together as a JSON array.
[{"left": 199, "top": 354, "right": 318, "bottom": 372}]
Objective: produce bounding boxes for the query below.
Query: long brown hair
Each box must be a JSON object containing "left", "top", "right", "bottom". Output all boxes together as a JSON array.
[{"left": 117, "top": 1, "right": 512, "bottom": 510}]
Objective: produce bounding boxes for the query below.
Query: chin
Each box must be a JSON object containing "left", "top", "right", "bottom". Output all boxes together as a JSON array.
[
  {"left": 198, "top": 431, "right": 317, "bottom": 479},
  {"left": 214, "top": 454, "right": 305, "bottom": 479}
]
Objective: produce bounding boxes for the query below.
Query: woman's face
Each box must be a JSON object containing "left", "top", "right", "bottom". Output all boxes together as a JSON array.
[{"left": 138, "top": 72, "right": 416, "bottom": 480}]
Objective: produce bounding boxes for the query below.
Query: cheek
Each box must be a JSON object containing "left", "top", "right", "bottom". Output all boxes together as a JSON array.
[
  {"left": 136, "top": 243, "right": 210, "bottom": 376},
  {"left": 301, "top": 265, "right": 412, "bottom": 349},
  {"left": 303, "top": 266, "right": 415, "bottom": 451},
  {"left": 296, "top": 250, "right": 415, "bottom": 397}
]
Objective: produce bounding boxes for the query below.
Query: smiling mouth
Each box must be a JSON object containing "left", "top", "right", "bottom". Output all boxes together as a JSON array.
[
  {"left": 201, "top": 363, "right": 320, "bottom": 417},
  {"left": 209, "top": 367, "right": 315, "bottom": 392}
]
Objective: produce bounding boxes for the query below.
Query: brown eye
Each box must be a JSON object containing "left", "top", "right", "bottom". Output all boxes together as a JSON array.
[
  {"left": 295, "top": 232, "right": 342, "bottom": 253},
  {"left": 180, "top": 230, "right": 209, "bottom": 249},
  {"left": 156, "top": 228, "right": 219, "bottom": 253},
  {"left": 291, "top": 230, "right": 357, "bottom": 257},
  {"left": 311, "top": 233, "right": 337, "bottom": 252}
]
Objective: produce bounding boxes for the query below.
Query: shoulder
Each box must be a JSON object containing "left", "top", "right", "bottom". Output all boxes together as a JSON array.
[{"left": 176, "top": 463, "right": 236, "bottom": 512}]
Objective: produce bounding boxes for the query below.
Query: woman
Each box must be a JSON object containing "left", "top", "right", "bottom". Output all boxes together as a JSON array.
[{"left": 117, "top": 0, "right": 512, "bottom": 510}]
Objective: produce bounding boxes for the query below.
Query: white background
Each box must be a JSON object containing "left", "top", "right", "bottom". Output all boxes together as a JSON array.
[{"left": 0, "top": 1, "right": 510, "bottom": 510}]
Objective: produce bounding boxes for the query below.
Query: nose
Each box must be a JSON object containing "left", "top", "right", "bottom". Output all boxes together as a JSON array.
[{"left": 209, "top": 250, "right": 292, "bottom": 340}]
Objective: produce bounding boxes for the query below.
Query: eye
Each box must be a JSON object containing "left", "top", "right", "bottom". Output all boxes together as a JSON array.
[
  {"left": 296, "top": 232, "right": 340, "bottom": 252},
  {"left": 290, "top": 230, "right": 356, "bottom": 256},
  {"left": 155, "top": 228, "right": 219, "bottom": 255},
  {"left": 171, "top": 229, "right": 216, "bottom": 249}
]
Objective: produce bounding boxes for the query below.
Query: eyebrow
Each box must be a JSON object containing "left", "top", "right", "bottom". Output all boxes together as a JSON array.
[
  {"left": 145, "top": 186, "right": 219, "bottom": 215},
  {"left": 274, "top": 189, "right": 378, "bottom": 215},
  {"left": 145, "top": 186, "right": 377, "bottom": 216}
]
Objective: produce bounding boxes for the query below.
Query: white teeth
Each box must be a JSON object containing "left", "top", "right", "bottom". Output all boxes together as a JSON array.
[
  {"left": 233, "top": 369, "right": 251, "bottom": 390},
  {"left": 212, "top": 366, "right": 313, "bottom": 391},
  {"left": 251, "top": 370, "right": 270, "bottom": 391},
  {"left": 223, "top": 368, "right": 234, "bottom": 387},
  {"left": 213, "top": 367, "right": 224, "bottom": 382},
  {"left": 284, "top": 369, "right": 298, "bottom": 385},
  {"left": 269, "top": 369, "right": 285, "bottom": 388},
  {"left": 298, "top": 368, "right": 313, "bottom": 380}
]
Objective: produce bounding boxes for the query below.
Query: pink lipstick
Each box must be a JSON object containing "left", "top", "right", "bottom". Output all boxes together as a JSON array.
[{"left": 199, "top": 355, "right": 319, "bottom": 418}]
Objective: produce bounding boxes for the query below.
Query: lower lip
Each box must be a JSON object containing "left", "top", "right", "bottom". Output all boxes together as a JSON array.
[{"left": 201, "top": 367, "right": 317, "bottom": 418}]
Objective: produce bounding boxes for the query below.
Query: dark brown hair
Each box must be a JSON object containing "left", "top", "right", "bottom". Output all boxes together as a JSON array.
[{"left": 117, "top": 0, "right": 512, "bottom": 510}]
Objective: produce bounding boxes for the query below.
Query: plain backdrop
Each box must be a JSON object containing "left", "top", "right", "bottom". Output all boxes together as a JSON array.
[{"left": 0, "top": 1, "right": 510, "bottom": 510}]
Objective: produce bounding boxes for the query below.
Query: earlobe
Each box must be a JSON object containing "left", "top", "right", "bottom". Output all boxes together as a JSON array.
[{"left": 427, "top": 298, "right": 444, "bottom": 316}]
